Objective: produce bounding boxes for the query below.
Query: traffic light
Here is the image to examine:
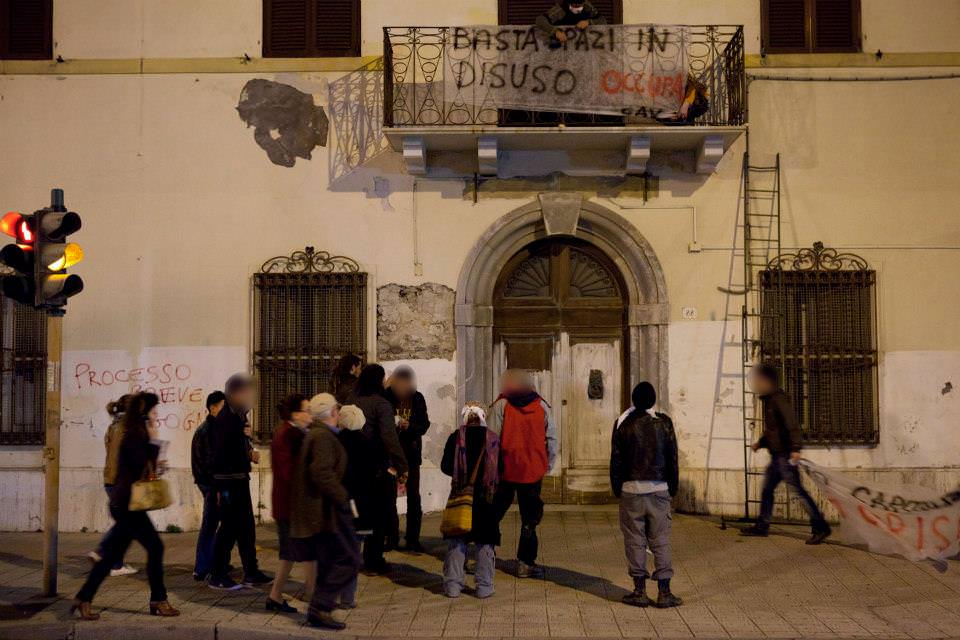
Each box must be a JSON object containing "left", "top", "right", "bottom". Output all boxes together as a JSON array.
[
  {"left": 0, "top": 189, "right": 84, "bottom": 315},
  {"left": 0, "top": 211, "right": 37, "bottom": 305}
]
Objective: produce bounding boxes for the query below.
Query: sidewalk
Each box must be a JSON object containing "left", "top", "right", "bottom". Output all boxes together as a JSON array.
[{"left": 2, "top": 508, "right": 960, "bottom": 639}]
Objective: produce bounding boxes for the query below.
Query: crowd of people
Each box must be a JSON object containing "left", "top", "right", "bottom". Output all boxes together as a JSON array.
[{"left": 73, "top": 353, "right": 825, "bottom": 629}]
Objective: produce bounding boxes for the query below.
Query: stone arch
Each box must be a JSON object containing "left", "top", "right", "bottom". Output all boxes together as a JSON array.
[{"left": 455, "top": 194, "right": 670, "bottom": 408}]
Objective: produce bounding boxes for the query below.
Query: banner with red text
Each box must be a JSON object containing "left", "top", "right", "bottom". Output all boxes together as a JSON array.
[
  {"left": 443, "top": 24, "right": 690, "bottom": 119},
  {"left": 802, "top": 460, "right": 960, "bottom": 570}
]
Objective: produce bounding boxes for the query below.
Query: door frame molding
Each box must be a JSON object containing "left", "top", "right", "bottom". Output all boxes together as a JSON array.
[{"left": 455, "top": 196, "right": 670, "bottom": 410}]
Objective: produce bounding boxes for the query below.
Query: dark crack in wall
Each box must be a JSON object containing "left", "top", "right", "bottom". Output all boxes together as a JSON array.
[{"left": 237, "top": 79, "right": 329, "bottom": 167}]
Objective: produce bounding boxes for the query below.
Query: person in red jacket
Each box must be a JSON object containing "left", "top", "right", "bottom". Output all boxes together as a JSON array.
[
  {"left": 488, "top": 369, "right": 558, "bottom": 578},
  {"left": 267, "top": 394, "right": 316, "bottom": 613}
]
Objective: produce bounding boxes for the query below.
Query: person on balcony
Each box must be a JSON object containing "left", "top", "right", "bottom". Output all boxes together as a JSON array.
[{"left": 535, "top": 1, "right": 607, "bottom": 49}]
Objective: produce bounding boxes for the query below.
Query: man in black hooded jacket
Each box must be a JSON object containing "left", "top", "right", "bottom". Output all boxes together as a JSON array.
[
  {"left": 611, "top": 382, "right": 682, "bottom": 609},
  {"left": 535, "top": 1, "right": 607, "bottom": 48}
]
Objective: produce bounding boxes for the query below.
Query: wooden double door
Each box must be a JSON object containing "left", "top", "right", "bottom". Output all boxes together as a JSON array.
[{"left": 493, "top": 239, "right": 627, "bottom": 503}]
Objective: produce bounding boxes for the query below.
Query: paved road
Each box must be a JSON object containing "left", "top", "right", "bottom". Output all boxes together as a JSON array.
[{"left": 2, "top": 508, "right": 960, "bottom": 639}]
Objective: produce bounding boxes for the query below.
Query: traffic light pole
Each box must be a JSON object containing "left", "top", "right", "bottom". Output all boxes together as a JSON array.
[{"left": 41, "top": 314, "right": 62, "bottom": 597}]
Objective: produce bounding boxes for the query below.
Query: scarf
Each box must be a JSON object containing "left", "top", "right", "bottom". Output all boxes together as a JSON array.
[
  {"left": 451, "top": 425, "right": 499, "bottom": 501},
  {"left": 496, "top": 390, "right": 545, "bottom": 409}
]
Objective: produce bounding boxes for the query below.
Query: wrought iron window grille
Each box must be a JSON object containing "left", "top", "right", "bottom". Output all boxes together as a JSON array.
[{"left": 0, "top": 267, "right": 47, "bottom": 446}]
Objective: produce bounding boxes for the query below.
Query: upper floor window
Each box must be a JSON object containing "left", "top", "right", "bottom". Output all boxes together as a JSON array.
[
  {"left": 0, "top": 0, "right": 53, "bottom": 60},
  {"left": 498, "top": 0, "right": 622, "bottom": 25},
  {"left": 0, "top": 293, "right": 46, "bottom": 446},
  {"left": 263, "top": 0, "right": 360, "bottom": 58},
  {"left": 761, "top": 0, "right": 861, "bottom": 54}
]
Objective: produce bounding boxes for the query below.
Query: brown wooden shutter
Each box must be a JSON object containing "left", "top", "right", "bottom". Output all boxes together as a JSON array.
[
  {"left": 0, "top": 0, "right": 53, "bottom": 60},
  {"left": 498, "top": 0, "right": 623, "bottom": 25},
  {"left": 315, "top": 0, "right": 360, "bottom": 57},
  {"left": 812, "top": 0, "right": 860, "bottom": 52},
  {"left": 263, "top": 0, "right": 359, "bottom": 57},
  {"left": 762, "top": 0, "right": 808, "bottom": 53}
]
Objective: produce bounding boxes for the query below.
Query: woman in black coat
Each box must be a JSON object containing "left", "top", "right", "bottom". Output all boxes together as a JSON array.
[{"left": 73, "top": 393, "right": 179, "bottom": 620}]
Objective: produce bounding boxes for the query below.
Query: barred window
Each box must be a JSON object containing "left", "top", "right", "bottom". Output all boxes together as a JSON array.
[
  {"left": 759, "top": 243, "right": 878, "bottom": 446},
  {"left": 252, "top": 247, "right": 367, "bottom": 440},
  {"left": 497, "top": 0, "right": 623, "bottom": 25},
  {"left": 761, "top": 0, "right": 861, "bottom": 54},
  {"left": 0, "top": 294, "right": 46, "bottom": 445}
]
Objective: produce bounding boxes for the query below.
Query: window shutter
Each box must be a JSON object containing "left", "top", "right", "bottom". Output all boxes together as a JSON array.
[
  {"left": 1, "top": 0, "right": 52, "bottom": 60},
  {"left": 498, "top": 0, "right": 622, "bottom": 25},
  {"left": 264, "top": 0, "right": 310, "bottom": 57},
  {"left": 315, "top": 0, "right": 359, "bottom": 57},
  {"left": 813, "top": 0, "right": 860, "bottom": 52},
  {"left": 762, "top": 0, "right": 808, "bottom": 53}
]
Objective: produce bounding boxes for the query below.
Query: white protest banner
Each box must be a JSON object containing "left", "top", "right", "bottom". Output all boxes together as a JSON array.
[
  {"left": 443, "top": 24, "right": 690, "bottom": 119},
  {"left": 802, "top": 460, "right": 960, "bottom": 570}
]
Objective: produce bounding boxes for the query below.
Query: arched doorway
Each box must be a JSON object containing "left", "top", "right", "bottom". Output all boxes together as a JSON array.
[
  {"left": 456, "top": 195, "right": 670, "bottom": 503},
  {"left": 494, "top": 239, "right": 627, "bottom": 502}
]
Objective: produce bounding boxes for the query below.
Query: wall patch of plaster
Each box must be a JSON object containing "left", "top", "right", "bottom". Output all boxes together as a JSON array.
[
  {"left": 237, "top": 79, "right": 329, "bottom": 167},
  {"left": 377, "top": 283, "right": 455, "bottom": 360}
]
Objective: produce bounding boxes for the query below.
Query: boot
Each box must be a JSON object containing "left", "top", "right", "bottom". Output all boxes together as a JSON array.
[
  {"left": 307, "top": 610, "right": 347, "bottom": 630},
  {"left": 149, "top": 600, "right": 181, "bottom": 617},
  {"left": 621, "top": 580, "right": 652, "bottom": 608},
  {"left": 70, "top": 600, "right": 100, "bottom": 621},
  {"left": 656, "top": 579, "right": 683, "bottom": 608},
  {"left": 806, "top": 525, "right": 832, "bottom": 545}
]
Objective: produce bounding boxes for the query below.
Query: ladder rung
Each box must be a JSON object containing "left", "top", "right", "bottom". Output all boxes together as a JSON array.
[{"left": 747, "top": 165, "right": 778, "bottom": 172}]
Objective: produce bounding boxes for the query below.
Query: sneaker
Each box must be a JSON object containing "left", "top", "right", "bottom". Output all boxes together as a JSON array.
[
  {"left": 86, "top": 551, "right": 102, "bottom": 567},
  {"left": 476, "top": 589, "right": 495, "bottom": 599},
  {"left": 740, "top": 525, "right": 769, "bottom": 537},
  {"left": 192, "top": 572, "right": 209, "bottom": 582},
  {"left": 656, "top": 591, "right": 683, "bottom": 608},
  {"left": 242, "top": 570, "right": 273, "bottom": 586},
  {"left": 516, "top": 562, "right": 544, "bottom": 579},
  {"left": 208, "top": 575, "right": 243, "bottom": 591},
  {"left": 307, "top": 611, "right": 347, "bottom": 630},
  {"left": 622, "top": 591, "right": 653, "bottom": 608},
  {"left": 806, "top": 527, "right": 832, "bottom": 545},
  {"left": 110, "top": 564, "right": 138, "bottom": 577},
  {"left": 335, "top": 601, "right": 357, "bottom": 610}
]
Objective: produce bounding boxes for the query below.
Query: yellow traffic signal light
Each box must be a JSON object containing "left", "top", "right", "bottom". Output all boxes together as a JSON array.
[{"left": 46, "top": 243, "right": 83, "bottom": 271}]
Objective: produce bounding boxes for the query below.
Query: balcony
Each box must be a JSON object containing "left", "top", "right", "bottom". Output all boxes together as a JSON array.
[{"left": 383, "top": 25, "right": 746, "bottom": 177}]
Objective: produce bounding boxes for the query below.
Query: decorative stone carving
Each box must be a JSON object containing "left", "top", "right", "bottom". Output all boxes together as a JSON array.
[
  {"left": 477, "top": 136, "right": 499, "bottom": 176},
  {"left": 377, "top": 283, "right": 455, "bottom": 360},
  {"left": 696, "top": 134, "right": 724, "bottom": 174},
  {"left": 402, "top": 137, "right": 427, "bottom": 175},
  {"left": 538, "top": 192, "right": 582, "bottom": 236},
  {"left": 626, "top": 135, "right": 651, "bottom": 175}
]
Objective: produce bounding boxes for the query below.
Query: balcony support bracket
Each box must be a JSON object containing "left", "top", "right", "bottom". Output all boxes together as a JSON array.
[
  {"left": 403, "top": 137, "right": 427, "bottom": 175},
  {"left": 626, "top": 136, "right": 651, "bottom": 175},
  {"left": 477, "top": 136, "right": 499, "bottom": 177},
  {"left": 696, "top": 135, "right": 725, "bottom": 174}
]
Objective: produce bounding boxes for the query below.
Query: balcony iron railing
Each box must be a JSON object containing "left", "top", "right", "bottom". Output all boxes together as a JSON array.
[{"left": 383, "top": 25, "right": 744, "bottom": 128}]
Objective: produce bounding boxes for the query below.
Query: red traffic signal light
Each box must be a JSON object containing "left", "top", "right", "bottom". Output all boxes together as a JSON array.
[{"left": 1, "top": 212, "right": 35, "bottom": 244}]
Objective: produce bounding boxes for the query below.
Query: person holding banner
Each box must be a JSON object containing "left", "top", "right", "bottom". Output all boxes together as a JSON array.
[
  {"left": 535, "top": 1, "right": 606, "bottom": 49},
  {"left": 742, "top": 364, "right": 832, "bottom": 545}
]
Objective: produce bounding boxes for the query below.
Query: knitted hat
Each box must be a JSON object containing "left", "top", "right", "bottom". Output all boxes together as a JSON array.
[
  {"left": 631, "top": 382, "right": 656, "bottom": 411},
  {"left": 308, "top": 392, "right": 338, "bottom": 419},
  {"left": 461, "top": 402, "right": 487, "bottom": 426},
  {"left": 338, "top": 404, "right": 366, "bottom": 431}
]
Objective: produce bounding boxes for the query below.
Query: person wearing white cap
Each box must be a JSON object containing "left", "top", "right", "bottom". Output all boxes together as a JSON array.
[{"left": 290, "top": 393, "right": 360, "bottom": 630}]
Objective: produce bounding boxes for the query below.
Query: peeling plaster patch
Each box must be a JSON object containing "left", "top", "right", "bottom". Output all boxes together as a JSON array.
[
  {"left": 377, "top": 283, "right": 456, "bottom": 360},
  {"left": 437, "top": 384, "right": 456, "bottom": 400},
  {"left": 366, "top": 176, "right": 394, "bottom": 211},
  {"left": 237, "top": 79, "right": 329, "bottom": 167},
  {"left": 942, "top": 381, "right": 953, "bottom": 395}
]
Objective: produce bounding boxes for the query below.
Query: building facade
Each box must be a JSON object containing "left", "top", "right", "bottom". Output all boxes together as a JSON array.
[{"left": 0, "top": 0, "right": 958, "bottom": 531}]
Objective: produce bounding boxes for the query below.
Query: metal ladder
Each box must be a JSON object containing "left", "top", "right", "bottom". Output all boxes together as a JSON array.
[{"left": 739, "top": 152, "right": 790, "bottom": 522}]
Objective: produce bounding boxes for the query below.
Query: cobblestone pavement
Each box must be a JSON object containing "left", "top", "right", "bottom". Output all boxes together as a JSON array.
[{"left": 2, "top": 508, "right": 960, "bottom": 639}]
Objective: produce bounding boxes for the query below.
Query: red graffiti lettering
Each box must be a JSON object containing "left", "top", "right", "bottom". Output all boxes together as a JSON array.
[{"left": 932, "top": 515, "right": 951, "bottom": 551}]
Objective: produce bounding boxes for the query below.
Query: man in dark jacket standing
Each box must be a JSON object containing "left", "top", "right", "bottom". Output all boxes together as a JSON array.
[
  {"left": 742, "top": 364, "right": 831, "bottom": 544},
  {"left": 384, "top": 365, "right": 430, "bottom": 552},
  {"left": 208, "top": 374, "right": 271, "bottom": 590},
  {"left": 191, "top": 390, "right": 225, "bottom": 581},
  {"left": 611, "top": 382, "right": 682, "bottom": 608},
  {"left": 535, "top": 1, "right": 606, "bottom": 48}
]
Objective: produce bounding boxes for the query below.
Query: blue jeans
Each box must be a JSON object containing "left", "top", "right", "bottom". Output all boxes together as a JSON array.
[
  {"left": 194, "top": 486, "right": 220, "bottom": 577},
  {"left": 443, "top": 539, "right": 495, "bottom": 598},
  {"left": 758, "top": 455, "right": 828, "bottom": 533},
  {"left": 95, "top": 486, "right": 124, "bottom": 571}
]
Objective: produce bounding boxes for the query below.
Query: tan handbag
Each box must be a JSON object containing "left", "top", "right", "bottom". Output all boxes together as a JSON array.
[
  {"left": 129, "top": 460, "right": 172, "bottom": 512},
  {"left": 440, "top": 452, "right": 484, "bottom": 538}
]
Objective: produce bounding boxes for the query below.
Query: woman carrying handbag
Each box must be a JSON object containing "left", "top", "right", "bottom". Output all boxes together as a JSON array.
[
  {"left": 440, "top": 403, "right": 501, "bottom": 598},
  {"left": 73, "top": 392, "right": 179, "bottom": 620}
]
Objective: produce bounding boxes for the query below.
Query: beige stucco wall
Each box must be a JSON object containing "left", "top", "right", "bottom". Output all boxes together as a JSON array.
[{"left": 0, "top": 0, "right": 958, "bottom": 530}]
